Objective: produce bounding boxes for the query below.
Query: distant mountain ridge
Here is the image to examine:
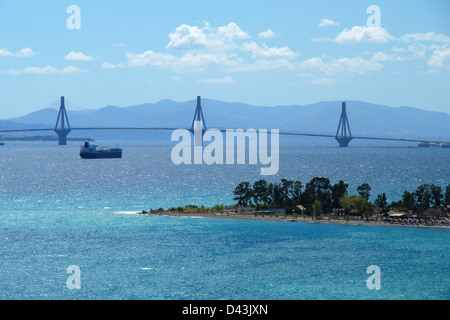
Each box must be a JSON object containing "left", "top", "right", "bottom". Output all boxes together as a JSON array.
[{"left": 5, "top": 99, "right": 450, "bottom": 141}]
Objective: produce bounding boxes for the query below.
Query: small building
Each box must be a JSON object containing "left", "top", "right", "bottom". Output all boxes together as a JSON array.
[
  {"left": 236, "top": 204, "right": 254, "bottom": 214},
  {"left": 383, "top": 210, "right": 408, "bottom": 218},
  {"left": 255, "top": 207, "right": 286, "bottom": 215},
  {"left": 264, "top": 208, "right": 286, "bottom": 214},
  {"left": 424, "top": 208, "right": 447, "bottom": 217},
  {"left": 332, "top": 208, "right": 346, "bottom": 216},
  {"left": 296, "top": 205, "right": 306, "bottom": 214}
]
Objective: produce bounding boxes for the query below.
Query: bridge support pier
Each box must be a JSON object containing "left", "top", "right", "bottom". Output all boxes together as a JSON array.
[
  {"left": 190, "top": 96, "right": 207, "bottom": 145},
  {"left": 335, "top": 137, "right": 353, "bottom": 147},
  {"left": 54, "top": 96, "right": 71, "bottom": 145},
  {"left": 56, "top": 131, "right": 70, "bottom": 146},
  {"left": 335, "top": 102, "right": 352, "bottom": 147}
]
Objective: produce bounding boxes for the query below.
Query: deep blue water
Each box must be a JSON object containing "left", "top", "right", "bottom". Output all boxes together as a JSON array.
[{"left": 0, "top": 140, "right": 449, "bottom": 299}]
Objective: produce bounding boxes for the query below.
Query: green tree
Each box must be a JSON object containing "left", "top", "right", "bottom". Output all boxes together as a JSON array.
[
  {"left": 413, "top": 183, "right": 442, "bottom": 213},
  {"left": 291, "top": 181, "right": 303, "bottom": 204},
  {"left": 402, "top": 191, "right": 415, "bottom": 210},
  {"left": 252, "top": 179, "right": 269, "bottom": 205},
  {"left": 340, "top": 195, "right": 372, "bottom": 215},
  {"left": 280, "top": 178, "right": 294, "bottom": 205},
  {"left": 357, "top": 183, "right": 372, "bottom": 201},
  {"left": 301, "top": 177, "right": 332, "bottom": 214},
  {"left": 233, "top": 182, "right": 253, "bottom": 206},
  {"left": 312, "top": 199, "right": 322, "bottom": 220},
  {"left": 374, "top": 193, "right": 387, "bottom": 209},
  {"left": 268, "top": 182, "right": 284, "bottom": 207},
  {"left": 430, "top": 185, "right": 443, "bottom": 208},
  {"left": 390, "top": 200, "right": 403, "bottom": 209},
  {"left": 444, "top": 184, "right": 450, "bottom": 207},
  {"left": 281, "top": 179, "right": 303, "bottom": 212},
  {"left": 331, "top": 180, "right": 348, "bottom": 208}
]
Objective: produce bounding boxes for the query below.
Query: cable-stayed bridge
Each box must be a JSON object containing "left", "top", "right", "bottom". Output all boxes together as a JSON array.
[{"left": 1, "top": 96, "right": 449, "bottom": 148}]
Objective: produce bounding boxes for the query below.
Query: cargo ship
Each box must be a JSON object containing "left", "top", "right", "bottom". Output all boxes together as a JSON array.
[
  {"left": 418, "top": 142, "right": 440, "bottom": 148},
  {"left": 80, "top": 142, "right": 122, "bottom": 159}
]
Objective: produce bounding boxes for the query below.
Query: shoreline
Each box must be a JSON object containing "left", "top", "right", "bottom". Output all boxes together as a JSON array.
[{"left": 138, "top": 211, "right": 450, "bottom": 230}]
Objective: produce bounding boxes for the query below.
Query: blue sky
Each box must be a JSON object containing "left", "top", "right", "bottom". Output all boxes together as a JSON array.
[{"left": 0, "top": 0, "right": 449, "bottom": 118}]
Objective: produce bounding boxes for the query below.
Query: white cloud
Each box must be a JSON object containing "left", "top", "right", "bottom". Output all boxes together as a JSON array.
[
  {"left": 228, "top": 59, "right": 295, "bottom": 72},
  {"left": 167, "top": 24, "right": 208, "bottom": 49},
  {"left": 370, "top": 51, "right": 397, "bottom": 62},
  {"left": 319, "top": 18, "right": 338, "bottom": 27},
  {"left": 217, "top": 22, "right": 249, "bottom": 41},
  {"left": 369, "top": 44, "right": 429, "bottom": 64},
  {"left": 127, "top": 50, "right": 174, "bottom": 67},
  {"left": 259, "top": 29, "right": 275, "bottom": 39},
  {"left": 126, "top": 46, "right": 298, "bottom": 73},
  {"left": 316, "top": 28, "right": 448, "bottom": 49},
  {"left": 24, "top": 66, "right": 60, "bottom": 74},
  {"left": 6, "top": 65, "right": 87, "bottom": 75},
  {"left": 196, "top": 76, "right": 236, "bottom": 84},
  {"left": 394, "top": 31, "right": 450, "bottom": 70},
  {"left": 400, "top": 32, "right": 450, "bottom": 44},
  {"left": 64, "top": 51, "right": 94, "bottom": 61},
  {"left": 0, "top": 48, "right": 35, "bottom": 57},
  {"left": 0, "top": 49, "right": 13, "bottom": 57},
  {"left": 242, "top": 42, "right": 298, "bottom": 60},
  {"left": 313, "top": 28, "right": 449, "bottom": 71},
  {"left": 110, "top": 20, "right": 450, "bottom": 79},
  {"left": 310, "top": 37, "right": 329, "bottom": 43},
  {"left": 126, "top": 22, "right": 299, "bottom": 73},
  {"left": 300, "top": 56, "right": 383, "bottom": 75},
  {"left": 16, "top": 48, "right": 35, "bottom": 57},
  {"left": 334, "top": 26, "right": 395, "bottom": 44},
  {"left": 404, "top": 44, "right": 427, "bottom": 60},
  {"left": 24, "top": 66, "right": 86, "bottom": 74},
  {"left": 126, "top": 50, "right": 241, "bottom": 72},
  {"left": 102, "top": 62, "right": 125, "bottom": 69},
  {"left": 427, "top": 48, "right": 450, "bottom": 68},
  {"left": 166, "top": 22, "right": 249, "bottom": 51},
  {"left": 3, "top": 69, "right": 21, "bottom": 76}
]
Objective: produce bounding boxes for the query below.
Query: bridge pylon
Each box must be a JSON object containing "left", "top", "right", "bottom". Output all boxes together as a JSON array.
[
  {"left": 190, "top": 96, "right": 207, "bottom": 145},
  {"left": 54, "top": 96, "right": 71, "bottom": 145},
  {"left": 335, "top": 102, "right": 353, "bottom": 147}
]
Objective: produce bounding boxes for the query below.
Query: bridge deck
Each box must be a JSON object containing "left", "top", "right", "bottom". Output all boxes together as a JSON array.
[{"left": 0, "top": 127, "right": 449, "bottom": 145}]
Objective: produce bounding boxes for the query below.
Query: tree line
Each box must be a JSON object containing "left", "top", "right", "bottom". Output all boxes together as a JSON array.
[{"left": 233, "top": 177, "right": 450, "bottom": 216}]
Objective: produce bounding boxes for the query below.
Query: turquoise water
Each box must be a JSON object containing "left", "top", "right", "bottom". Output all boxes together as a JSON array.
[{"left": 0, "top": 141, "right": 449, "bottom": 299}]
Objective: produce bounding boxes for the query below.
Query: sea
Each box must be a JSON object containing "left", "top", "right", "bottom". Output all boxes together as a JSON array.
[{"left": 0, "top": 138, "right": 449, "bottom": 300}]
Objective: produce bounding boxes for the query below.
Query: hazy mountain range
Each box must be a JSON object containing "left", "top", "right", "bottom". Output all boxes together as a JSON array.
[{"left": 3, "top": 99, "right": 450, "bottom": 141}]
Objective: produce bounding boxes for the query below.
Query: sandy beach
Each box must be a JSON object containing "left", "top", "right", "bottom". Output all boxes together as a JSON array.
[{"left": 138, "top": 211, "right": 450, "bottom": 230}]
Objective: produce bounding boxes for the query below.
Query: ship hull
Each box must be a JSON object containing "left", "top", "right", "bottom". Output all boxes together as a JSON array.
[{"left": 80, "top": 151, "right": 122, "bottom": 159}]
